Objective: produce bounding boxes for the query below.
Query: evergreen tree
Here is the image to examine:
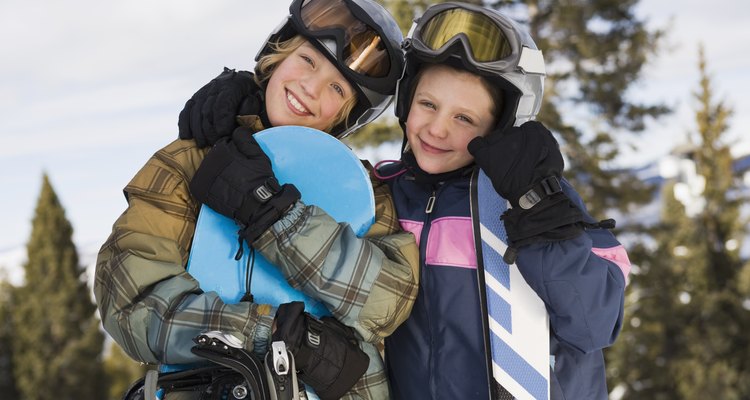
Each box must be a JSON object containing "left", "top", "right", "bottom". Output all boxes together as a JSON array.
[
  {"left": 671, "top": 45, "right": 750, "bottom": 399},
  {"left": 0, "top": 281, "right": 20, "bottom": 398},
  {"left": 607, "top": 46, "right": 750, "bottom": 399},
  {"left": 11, "top": 174, "right": 106, "bottom": 400},
  {"left": 607, "top": 184, "right": 694, "bottom": 398},
  {"left": 474, "top": 0, "right": 669, "bottom": 216}
]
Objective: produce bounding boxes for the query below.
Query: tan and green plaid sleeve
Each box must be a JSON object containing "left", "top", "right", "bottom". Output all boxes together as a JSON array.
[
  {"left": 254, "top": 161, "right": 420, "bottom": 344},
  {"left": 94, "top": 139, "right": 275, "bottom": 365}
]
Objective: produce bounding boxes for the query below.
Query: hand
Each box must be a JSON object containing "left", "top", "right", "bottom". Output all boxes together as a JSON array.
[
  {"left": 468, "top": 121, "right": 564, "bottom": 209},
  {"left": 468, "top": 121, "right": 584, "bottom": 258},
  {"left": 273, "top": 302, "right": 369, "bottom": 400},
  {"left": 190, "top": 127, "right": 300, "bottom": 245},
  {"left": 179, "top": 67, "right": 263, "bottom": 148}
]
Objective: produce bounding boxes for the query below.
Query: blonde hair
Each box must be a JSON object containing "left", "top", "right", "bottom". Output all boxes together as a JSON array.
[{"left": 255, "top": 35, "right": 358, "bottom": 134}]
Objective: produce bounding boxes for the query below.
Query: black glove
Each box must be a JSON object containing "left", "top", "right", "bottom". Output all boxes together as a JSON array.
[
  {"left": 179, "top": 67, "right": 264, "bottom": 148},
  {"left": 468, "top": 121, "right": 584, "bottom": 261},
  {"left": 190, "top": 127, "right": 300, "bottom": 245},
  {"left": 273, "top": 302, "right": 369, "bottom": 400}
]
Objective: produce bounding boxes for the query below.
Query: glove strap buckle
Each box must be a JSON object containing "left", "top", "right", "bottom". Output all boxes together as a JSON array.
[
  {"left": 519, "top": 176, "right": 562, "bottom": 209},
  {"left": 305, "top": 316, "right": 324, "bottom": 348},
  {"left": 253, "top": 178, "right": 282, "bottom": 203}
]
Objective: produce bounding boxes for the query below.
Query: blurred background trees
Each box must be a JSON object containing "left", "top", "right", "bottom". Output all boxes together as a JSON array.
[
  {"left": 607, "top": 47, "right": 750, "bottom": 399},
  {"left": 1, "top": 176, "right": 148, "bottom": 400},
  {"left": 7, "top": 175, "right": 106, "bottom": 399}
]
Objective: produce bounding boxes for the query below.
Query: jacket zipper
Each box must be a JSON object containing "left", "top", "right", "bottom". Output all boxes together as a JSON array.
[
  {"left": 421, "top": 186, "right": 440, "bottom": 399},
  {"left": 425, "top": 190, "right": 436, "bottom": 214}
]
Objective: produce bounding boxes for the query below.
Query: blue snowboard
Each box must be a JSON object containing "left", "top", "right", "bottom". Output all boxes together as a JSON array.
[
  {"left": 159, "top": 126, "right": 375, "bottom": 386},
  {"left": 185, "top": 126, "right": 375, "bottom": 316}
]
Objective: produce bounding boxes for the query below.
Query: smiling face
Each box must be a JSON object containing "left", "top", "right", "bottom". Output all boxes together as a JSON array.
[
  {"left": 265, "top": 41, "right": 356, "bottom": 132},
  {"left": 405, "top": 64, "right": 497, "bottom": 174}
]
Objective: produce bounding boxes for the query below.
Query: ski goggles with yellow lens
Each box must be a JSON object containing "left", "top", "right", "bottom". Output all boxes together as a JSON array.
[
  {"left": 291, "top": 0, "right": 396, "bottom": 80},
  {"left": 408, "top": 2, "right": 544, "bottom": 75}
]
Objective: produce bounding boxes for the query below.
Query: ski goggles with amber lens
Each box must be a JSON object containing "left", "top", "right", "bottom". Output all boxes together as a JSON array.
[
  {"left": 294, "top": 0, "right": 392, "bottom": 78},
  {"left": 409, "top": 3, "right": 528, "bottom": 74},
  {"left": 419, "top": 8, "right": 513, "bottom": 62}
]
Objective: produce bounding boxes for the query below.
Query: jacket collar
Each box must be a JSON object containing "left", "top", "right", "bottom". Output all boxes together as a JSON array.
[{"left": 401, "top": 151, "right": 474, "bottom": 187}]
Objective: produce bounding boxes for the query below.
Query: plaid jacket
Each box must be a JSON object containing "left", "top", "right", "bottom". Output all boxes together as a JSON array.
[{"left": 94, "top": 129, "right": 419, "bottom": 399}]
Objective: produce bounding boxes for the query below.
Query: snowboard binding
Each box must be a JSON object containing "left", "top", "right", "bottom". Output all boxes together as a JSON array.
[{"left": 121, "top": 331, "right": 304, "bottom": 400}]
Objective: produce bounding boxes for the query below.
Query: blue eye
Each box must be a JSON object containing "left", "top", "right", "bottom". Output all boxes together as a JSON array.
[
  {"left": 420, "top": 100, "right": 435, "bottom": 109},
  {"left": 457, "top": 115, "right": 473, "bottom": 124},
  {"left": 301, "top": 54, "right": 314, "bottom": 67},
  {"left": 332, "top": 83, "right": 344, "bottom": 97}
]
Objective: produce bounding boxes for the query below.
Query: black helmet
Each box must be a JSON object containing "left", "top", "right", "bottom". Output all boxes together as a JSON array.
[
  {"left": 396, "top": 2, "right": 546, "bottom": 133},
  {"left": 257, "top": 0, "right": 405, "bottom": 139}
]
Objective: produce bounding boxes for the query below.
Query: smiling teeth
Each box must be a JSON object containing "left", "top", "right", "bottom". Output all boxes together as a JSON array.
[{"left": 287, "top": 92, "right": 308, "bottom": 113}]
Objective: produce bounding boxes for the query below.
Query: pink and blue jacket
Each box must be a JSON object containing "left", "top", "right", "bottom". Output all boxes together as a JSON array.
[{"left": 379, "top": 159, "right": 630, "bottom": 400}]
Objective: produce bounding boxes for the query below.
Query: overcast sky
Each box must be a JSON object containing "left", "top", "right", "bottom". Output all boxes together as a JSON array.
[{"left": 2, "top": 0, "right": 750, "bottom": 276}]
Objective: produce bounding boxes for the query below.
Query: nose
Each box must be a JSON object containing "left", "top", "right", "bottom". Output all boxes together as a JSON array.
[
  {"left": 299, "top": 73, "right": 325, "bottom": 100},
  {"left": 426, "top": 116, "right": 449, "bottom": 139}
]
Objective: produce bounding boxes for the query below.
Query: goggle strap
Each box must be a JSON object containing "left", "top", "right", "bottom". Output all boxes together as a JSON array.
[
  {"left": 406, "top": 19, "right": 418, "bottom": 41},
  {"left": 518, "top": 47, "right": 545, "bottom": 75}
]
